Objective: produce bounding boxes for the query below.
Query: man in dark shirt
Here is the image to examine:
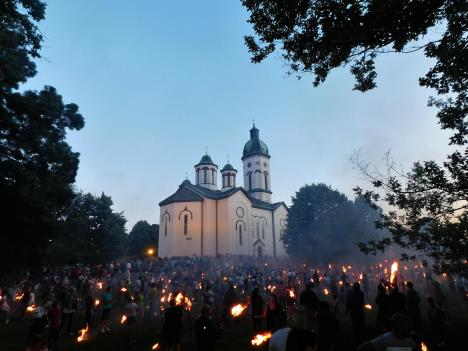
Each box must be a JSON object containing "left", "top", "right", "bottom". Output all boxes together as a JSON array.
[
  {"left": 346, "top": 282, "right": 365, "bottom": 345},
  {"left": 195, "top": 305, "right": 222, "bottom": 351},
  {"left": 162, "top": 299, "right": 183, "bottom": 351}
]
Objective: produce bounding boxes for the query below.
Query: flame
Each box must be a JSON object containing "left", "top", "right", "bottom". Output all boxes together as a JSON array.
[
  {"left": 421, "top": 341, "right": 428, "bottom": 351},
  {"left": 359, "top": 273, "right": 363, "bottom": 280},
  {"left": 390, "top": 261, "right": 399, "bottom": 285},
  {"left": 26, "top": 304, "right": 36, "bottom": 313},
  {"left": 365, "top": 304, "right": 372, "bottom": 310},
  {"left": 120, "top": 287, "right": 127, "bottom": 292},
  {"left": 251, "top": 332, "right": 272, "bottom": 346},
  {"left": 288, "top": 289, "right": 295, "bottom": 299},
  {"left": 95, "top": 299, "right": 100, "bottom": 306},
  {"left": 231, "top": 304, "right": 247, "bottom": 317},
  {"left": 147, "top": 248, "right": 154, "bottom": 255},
  {"left": 121, "top": 315, "right": 127, "bottom": 324},
  {"left": 15, "top": 293, "right": 24, "bottom": 301},
  {"left": 173, "top": 292, "right": 192, "bottom": 310},
  {"left": 151, "top": 343, "right": 160, "bottom": 350},
  {"left": 97, "top": 282, "right": 103, "bottom": 290},
  {"left": 77, "top": 324, "right": 88, "bottom": 342},
  {"left": 323, "top": 288, "right": 329, "bottom": 295},
  {"left": 338, "top": 281, "right": 343, "bottom": 286},
  {"left": 328, "top": 264, "right": 332, "bottom": 269},
  {"left": 342, "top": 266, "right": 347, "bottom": 273}
]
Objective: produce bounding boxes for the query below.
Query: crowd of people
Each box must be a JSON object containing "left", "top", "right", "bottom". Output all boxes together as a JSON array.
[{"left": 0, "top": 255, "right": 466, "bottom": 351}]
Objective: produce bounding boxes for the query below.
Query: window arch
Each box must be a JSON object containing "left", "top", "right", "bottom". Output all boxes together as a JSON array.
[
  {"left": 204, "top": 169, "right": 207, "bottom": 183},
  {"left": 262, "top": 224, "right": 265, "bottom": 239},
  {"left": 164, "top": 217, "right": 168, "bottom": 236},
  {"left": 248, "top": 172, "right": 252, "bottom": 190},
  {"left": 211, "top": 169, "right": 215, "bottom": 184},
  {"left": 256, "top": 221, "right": 260, "bottom": 239},
  {"left": 264, "top": 172, "right": 269, "bottom": 190}
]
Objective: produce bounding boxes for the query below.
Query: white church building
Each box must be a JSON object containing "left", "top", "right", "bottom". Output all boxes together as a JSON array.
[{"left": 158, "top": 124, "right": 288, "bottom": 258}]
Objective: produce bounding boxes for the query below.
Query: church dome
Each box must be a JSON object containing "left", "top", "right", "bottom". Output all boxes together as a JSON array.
[
  {"left": 221, "top": 163, "right": 237, "bottom": 172},
  {"left": 242, "top": 125, "right": 270, "bottom": 160},
  {"left": 195, "top": 154, "right": 217, "bottom": 168}
]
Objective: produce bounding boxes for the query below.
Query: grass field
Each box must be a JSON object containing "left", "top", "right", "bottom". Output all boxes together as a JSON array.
[{"left": 1, "top": 292, "right": 467, "bottom": 351}]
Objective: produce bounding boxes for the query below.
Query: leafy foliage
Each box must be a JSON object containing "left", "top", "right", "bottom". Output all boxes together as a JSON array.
[
  {"left": 0, "top": 1, "right": 85, "bottom": 272},
  {"left": 128, "top": 220, "right": 159, "bottom": 256},
  {"left": 243, "top": 0, "right": 467, "bottom": 273},
  {"left": 281, "top": 183, "right": 382, "bottom": 263},
  {"left": 49, "top": 193, "right": 127, "bottom": 265},
  {"left": 352, "top": 151, "right": 468, "bottom": 274}
]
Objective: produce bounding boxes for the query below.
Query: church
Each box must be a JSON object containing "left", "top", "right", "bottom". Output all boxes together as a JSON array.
[{"left": 158, "top": 124, "right": 288, "bottom": 258}]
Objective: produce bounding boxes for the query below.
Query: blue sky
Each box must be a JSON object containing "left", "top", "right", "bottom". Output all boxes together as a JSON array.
[{"left": 24, "top": 0, "right": 452, "bottom": 229}]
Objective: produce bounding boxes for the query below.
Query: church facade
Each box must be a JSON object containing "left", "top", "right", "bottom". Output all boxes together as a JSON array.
[{"left": 158, "top": 125, "right": 288, "bottom": 258}]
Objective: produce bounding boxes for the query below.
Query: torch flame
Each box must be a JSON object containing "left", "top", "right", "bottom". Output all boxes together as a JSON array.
[
  {"left": 251, "top": 332, "right": 272, "bottom": 346},
  {"left": 288, "top": 289, "right": 296, "bottom": 299},
  {"left": 15, "top": 293, "right": 24, "bottom": 301},
  {"left": 121, "top": 315, "right": 127, "bottom": 324},
  {"left": 77, "top": 324, "right": 88, "bottom": 342},
  {"left": 95, "top": 299, "right": 100, "bottom": 306},
  {"left": 390, "top": 261, "right": 399, "bottom": 285},
  {"left": 421, "top": 341, "right": 428, "bottom": 351},
  {"left": 365, "top": 304, "right": 372, "bottom": 310},
  {"left": 151, "top": 343, "right": 160, "bottom": 350},
  {"left": 230, "top": 304, "right": 247, "bottom": 317},
  {"left": 323, "top": 288, "right": 329, "bottom": 295},
  {"left": 97, "top": 282, "right": 103, "bottom": 290},
  {"left": 359, "top": 273, "right": 363, "bottom": 280},
  {"left": 26, "top": 304, "right": 36, "bottom": 313},
  {"left": 120, "top": 287, "right": 127, "bottom": 292}
]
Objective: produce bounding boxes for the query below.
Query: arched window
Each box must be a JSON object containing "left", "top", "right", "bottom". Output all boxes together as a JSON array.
[
  {"left": 256, "top": 222, "right": 260, "bottom": 239},
  {"left": 248, "top": 173, "right": 252, "bottom": 190},
  {"left": 227, "top": 174, "right": 231, "bottom": 187},
  {"left": 184, "top": 214, "right": 188, "bottom": 235},
  {"left": 239, "top": 225, "right": 243, "bottom": 246},
  {"left": 164, "top": 217, "right": 168, "bottom": 236},
  {"left": 211, "top": 169, "right": 215, "bottom": 184},
  {"left": 262, "top": 224, "right": 265, "bottom": 239},
  {"left": 264, "top": 172, "right": 268, "bottom": 190},
  {"left": 204, "top": 170, "right": 207, "bottom": 184},
  {"left": 196, "top": 169, "right": 199, "bottom": 184}
]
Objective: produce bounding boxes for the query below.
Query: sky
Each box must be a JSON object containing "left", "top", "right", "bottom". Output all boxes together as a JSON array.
[{"left": 23, "top": 0, "right": 452, "bottom": 230}]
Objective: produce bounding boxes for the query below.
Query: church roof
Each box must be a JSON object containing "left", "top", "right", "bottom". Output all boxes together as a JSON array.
[
  {"left": 159, "top": 180, "right": 286, "bottom": 212},
  {"left": 195, "top": 154, "right": 217, "bottom": 168},
  {"left": 221, "top": 163, "right": 237, "bottom": 172},
  {"left": 242, "top": 124, "right": 270, "bottom": 160}
]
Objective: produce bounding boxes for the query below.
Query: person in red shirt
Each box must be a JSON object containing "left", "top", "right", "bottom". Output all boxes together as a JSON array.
[{"left": 48, "top": 301, "right": 61, "bottom": 351}]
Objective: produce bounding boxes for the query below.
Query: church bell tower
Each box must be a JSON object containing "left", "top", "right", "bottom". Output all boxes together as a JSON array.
[{"left": 242, "top": 124, "right": 271, "bottom": 203}]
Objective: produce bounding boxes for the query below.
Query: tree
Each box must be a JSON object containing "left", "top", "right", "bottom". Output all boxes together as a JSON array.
[
  {"left": 49, "top": 192, "right": 127, "bottom": 265},
  {"left": 242, "top": 0, "right": 467, "bottom": 273},
  {"left": 282, "top": 183, "right": 382, "bottom": 263},
  {"left": 0, "top": 1, "right": 84, "bottom": 272},
  {"left": 128, "top": 220, "right": 159, "bottom": 256}
]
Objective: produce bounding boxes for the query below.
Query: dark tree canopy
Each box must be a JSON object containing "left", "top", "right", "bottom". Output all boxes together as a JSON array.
[
  {"left": 49, "top": 193, "right": 127, "bottom": 265},
  {"left": 242, "top": 0, "right": 466, "bottom": 145},
  {"left": 128, "top": 220, "right": 159, "bottom": 257},
  {"left": 0, "top": 0, "right": 84, "bottom": 272},
  {"left": 243, "top": 0, "right": 467, "bottom": 274},
  {"left": 281, "top": 183, "right": 382, "bottom": 263}
]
